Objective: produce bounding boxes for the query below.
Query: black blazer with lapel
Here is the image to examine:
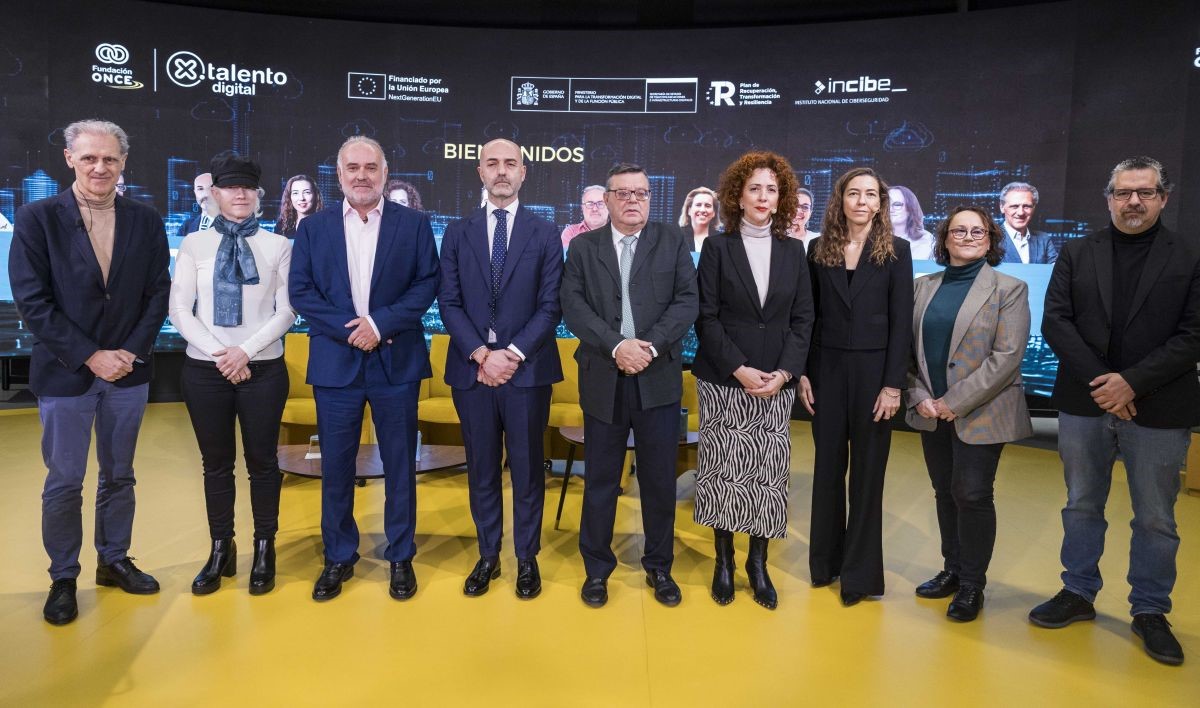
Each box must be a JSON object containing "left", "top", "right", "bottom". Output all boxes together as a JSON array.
[
  {"left": 1042, "top": 223, "right": 1200, "bottom": 428},
  {"left": 807, "top": 236, "right": 914, "bottom": 389},
  {"left": 693, "top": 232, "right": 814, "bottom": 387},
  {"left": 9, "top": 190, "right": 171, "bottom": 396},
  {"left": 560, "top": 221, "right": 699, "bottom": 424}
]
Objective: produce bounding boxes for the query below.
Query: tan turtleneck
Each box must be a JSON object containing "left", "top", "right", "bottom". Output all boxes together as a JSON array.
[{"left": 72, "top": 181, "right": 116, "bottom": 284}]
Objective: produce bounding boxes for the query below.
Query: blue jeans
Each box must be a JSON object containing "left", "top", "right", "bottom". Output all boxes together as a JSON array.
[
  {"left": 39, "top": 379, "right": 149, "bottom": 580},
  {"left": 1057, "top": 412, "right": 1187, "bottom": 616}
]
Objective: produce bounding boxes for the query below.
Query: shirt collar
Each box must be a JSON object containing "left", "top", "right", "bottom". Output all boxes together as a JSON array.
[
  {"left": 611, "top": 224, "right": 643, "bottom": 246},
  {"left": 486, "top": 198, "right": 519, "bottom": 219},
  {"left": 342, "top": 197, "right": 384, "bottom": 221},
  {"left": 1004, "top": 222, "right": 1029, "bottom": 243}
]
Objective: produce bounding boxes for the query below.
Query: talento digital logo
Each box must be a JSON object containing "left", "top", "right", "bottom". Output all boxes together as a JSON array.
[{"left": 165, "top": 50, "right": 287, "bottom": 96}]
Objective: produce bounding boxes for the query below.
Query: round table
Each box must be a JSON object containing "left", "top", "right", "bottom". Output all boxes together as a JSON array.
[
  {"left": 278, "top": 443, "right": 466, "bottom": 481},
  {"left": 553, "top": 426, "right": 699, "bottom": 530}
]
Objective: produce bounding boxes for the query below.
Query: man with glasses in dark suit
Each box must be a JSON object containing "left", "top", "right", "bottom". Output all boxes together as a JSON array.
[{"left": 560, "top": 162, "right": 698, "bottom": 608}]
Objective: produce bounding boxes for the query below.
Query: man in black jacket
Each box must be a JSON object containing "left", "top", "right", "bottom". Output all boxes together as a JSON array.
[
  {"left": 10, "top": 120, "right": 171, "bottom": 626},
  {"left": 1032, "top": 156, "right": 1197, "bottom": 666}
]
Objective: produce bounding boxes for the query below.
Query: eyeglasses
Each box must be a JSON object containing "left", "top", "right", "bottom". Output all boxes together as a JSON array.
[
  {"left": 795, "top": 204, "right": 812, "bottom": 213},
  {"left": 583, "top": 200, "right": 605, "bottom": 209},
  {"left": 1109, "top": 188, "right": 1162, "bottom": 202},
  {"left": 948, "top": 227, "right": 988, "bottom": 241},
  {"left": 606, "top": 188, "right": 651, "bottom": 202}
]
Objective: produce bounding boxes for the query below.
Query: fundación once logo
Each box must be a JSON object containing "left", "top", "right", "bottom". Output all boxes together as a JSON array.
[
  {"left": 515, "top": 82, "right": 539, "bottom": 107},
  {"left": 94, "top": 43, "right": 129, "bottom": 65},
  {"left": 91, "top": 42, "right": 142, "bottom": 89}
]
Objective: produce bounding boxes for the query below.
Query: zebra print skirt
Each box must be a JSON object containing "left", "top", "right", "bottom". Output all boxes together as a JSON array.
[{"left": 693, "top": 379, "right": 795, "bottom": 539}]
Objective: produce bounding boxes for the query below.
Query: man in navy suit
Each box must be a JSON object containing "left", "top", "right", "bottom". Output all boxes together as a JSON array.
[
  {"left": 9, "top": 119, "right": 170, "bottom": 625},
  {"left": 998, "top": 181, "right": 1058, "bottom": 264},
  {"left": 438, "top": 139, "right": 563, "bottom": 599},
  {"left": 289, "top": 136, "right": 440, "bottom": 602}
]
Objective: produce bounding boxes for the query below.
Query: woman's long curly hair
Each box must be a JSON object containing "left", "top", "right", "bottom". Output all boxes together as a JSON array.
[
  {"left": 811, "top": 167, "right": 897, "bottom": 267},
  {"left": 716, "top": 151, "right": 798, "bottom": 240},
  {"left": 276, "top": 174, "right": 323, "bottom": 236}
]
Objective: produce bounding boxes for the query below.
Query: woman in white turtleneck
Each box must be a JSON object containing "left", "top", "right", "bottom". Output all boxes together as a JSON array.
[{"left": 691, "top": 151, "right": 815, "bottom": 610}]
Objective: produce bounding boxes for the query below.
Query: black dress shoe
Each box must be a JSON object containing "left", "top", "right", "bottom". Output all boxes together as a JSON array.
[
  {"left": 745, "top": 536, "right": 777, "bottom": 610},
  {"left": 312, "top": 562, "right": 354, "bottom": 602},
  {"left": 581, "top": 577, "right": 608, "bottom": 608},
  {"left": 96, "top": 557, "right": 160, "bottom": 595},
  {"left": 515, "top": 558, "right": 541, "bottom": 600},
  {"left": 390, "top": 561, "right": 417, "bottom": 600},
  {"left": 463, "top": 557, "right": 501, "bottom": 597},
  {"left": 646, "top": 569, "right": 682, "bottom": 607},
  {"left": 248, "top": 538, "right": 276, "bottom": 596},
  {"left": 44, "top": 578, "right": 78, "bottom": 626},
  {"left": 711, "top": 529, "right": 734, "bottom": 606},
  {"left": 915, "top": 570, "right": 960, "bottom": 599},
  {"left": 1132, "top": 614, "right": 1184, "bottom": 666},
  {"left": 841, "top": 590, "right": 868, "bottom": 607},
  {"left": 1029, "top": 589, "right": 1096, "bottom": 628},
  {"left": 191, "top": 538, "right": 236, "bottom": 596},
  {"left": 946, "top": 585, "right": 984, "bottom": 622}
]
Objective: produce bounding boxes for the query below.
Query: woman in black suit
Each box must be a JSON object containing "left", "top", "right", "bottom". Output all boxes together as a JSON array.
[
  {"left": 799, "top": 167, "right": 913, "bottom": 606},
  {"left": 692, "top": 152, "right": 814, "bottom": 608}
]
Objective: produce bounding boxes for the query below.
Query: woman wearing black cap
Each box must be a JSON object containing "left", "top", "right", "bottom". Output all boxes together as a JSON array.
[{"left": 169, "top": 152, "right": 295, "bottom": 595}]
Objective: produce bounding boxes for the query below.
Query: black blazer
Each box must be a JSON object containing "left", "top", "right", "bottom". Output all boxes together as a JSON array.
[
  {"left": 1042, "top": 224, "right": 1200, "bottom": 428},
  {"left": 682, "top": 224, "right": 719, "bottom": 253},
  {"left": 9, "top": 190, "right": 171, "bottom": 396},
  {"left": 560, "top": 221, "right": 699, "bottom": 424},
  {"left": 807, "top": 236, "right": 914, "bottom": 389},
  {"left": 693, "top": 232, "right": 814, "bottom": 387}
]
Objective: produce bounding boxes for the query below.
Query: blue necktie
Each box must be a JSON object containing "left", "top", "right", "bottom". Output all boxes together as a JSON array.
[{"left": 489, "top": 208, "right": 508, "bottom": 335}]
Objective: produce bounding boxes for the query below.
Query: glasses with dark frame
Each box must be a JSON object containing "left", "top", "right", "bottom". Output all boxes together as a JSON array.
[
  {"left": 1108, "top": 188, "right": 1162, "bottom": 202},
  {"left": 948, "top": 227, "right": 988, "bottom": 241},
  {"left": 606, "top": 188, "right": 651, "bottom": 202}
]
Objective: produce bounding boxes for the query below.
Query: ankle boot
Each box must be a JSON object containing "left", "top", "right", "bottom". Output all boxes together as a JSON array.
[
  {"left": 746, "top": 535, "right": 777, "bottom": 610},
  {"left": 192, "top": 538, "right": 236, "bottom": 595},
  {"left": 249, "top": 538, "right": 276, "bottom": 596},
  {"left": 711, "top": 528, "right": 735, "bottom": 605}
]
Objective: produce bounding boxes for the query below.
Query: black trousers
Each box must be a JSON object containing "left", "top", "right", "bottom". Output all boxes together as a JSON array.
[
  {"left": 809, "top": 347, "right": 892, "bottom": 596},
  {"left": 579, "top": 376, "right": 680, "bottom": 579},
  {"left": 181, "top": 356, "right": 289, "bottom": 540},
  {"left": 920, "top": 420, "right": 1004, "bottom": 588}
]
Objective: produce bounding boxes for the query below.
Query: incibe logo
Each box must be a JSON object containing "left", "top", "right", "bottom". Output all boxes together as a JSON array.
[{"left": 814, "top": 75, "right": 906, "bottom": 95}]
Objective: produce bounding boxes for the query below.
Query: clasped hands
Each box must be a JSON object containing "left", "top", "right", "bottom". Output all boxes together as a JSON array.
[
  {"left": 915, "top": 397, "right": 956, "bottom": 422},
  {"left": 213, "top": 347, "right": 251, "bottom": 384},
  {"left": 1089, "top": 372, "right": 1136, "bottom": 420},
  {"left": 615, "top": 339, "right": 654, "bottom": 375},
  {"left": 734, "top": 365, "right": 787, "bottom": 398},
  {"left": 476, "top": 348, "right": 520, "bottom": 387},
  {"left": 345, "top": 317, "right": 380, "bottom": 352},
  {"left": 85, "top": 349, "right": 137, "bottom": 382}
]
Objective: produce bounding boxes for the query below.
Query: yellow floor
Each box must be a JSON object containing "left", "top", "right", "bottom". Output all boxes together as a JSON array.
[{"left": 0, "top": 403, "right": 1196, "bottom": 707}]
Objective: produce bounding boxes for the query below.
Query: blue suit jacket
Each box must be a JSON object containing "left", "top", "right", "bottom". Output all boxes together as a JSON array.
[
  {"left": 437, "top": 205, "right": 564, "bottom": 390},
  {"left": 999, "top": 228, "right": 1058, "bottom": 264},
  {"left": 9, "top": 191, "right": 170, "bottom": 396},
  {"left": 289, "top": 201, "right": 440, "bottom": 388}
]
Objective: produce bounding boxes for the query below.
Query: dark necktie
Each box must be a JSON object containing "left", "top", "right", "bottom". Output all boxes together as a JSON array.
[{"left": 490, "top": 208, "right": 508, "bottom": 334}]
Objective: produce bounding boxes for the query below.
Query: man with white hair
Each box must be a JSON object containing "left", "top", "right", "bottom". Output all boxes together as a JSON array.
[
  {"left": 9, "top": 119, "right": 171, "bottom": 625},
  {"left": 998, "top": 181, "right": 1057, "bottom": 264},
  {"left": 289, "top": 136, "right": 440, "bottom": 602}
]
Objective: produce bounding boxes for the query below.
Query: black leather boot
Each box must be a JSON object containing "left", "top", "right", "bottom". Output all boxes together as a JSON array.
[
  {"left": 249, "top": 538, "right": 276, "bottom": 595},
  {"left": 192, "top": 538, "right": 236, "bottom": 595},
  {"left": 746, "top": 535, "right": 777, "bottom": 610},
  {"left": 711, "top": 528, "right": 735, "bottom": 605}
]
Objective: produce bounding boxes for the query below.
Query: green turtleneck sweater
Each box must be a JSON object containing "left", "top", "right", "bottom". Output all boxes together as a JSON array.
[{"left": 922, "top": 258, "right": 986, "bottom": 398}]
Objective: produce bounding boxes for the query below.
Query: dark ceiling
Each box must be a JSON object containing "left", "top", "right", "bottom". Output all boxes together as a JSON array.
[{"left": 141, "top": 0, "right": 1061, "bottom": 29}]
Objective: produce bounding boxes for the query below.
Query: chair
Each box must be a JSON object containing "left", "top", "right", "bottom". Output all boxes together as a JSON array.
[
  {"left": 549, "top": 337, "right": 584, "bottom": 429},
  {"left": 418, "top": 333, "right": 460, "bottom": 425},
  {"left": 280, "top": 333, "right": 373, "bottom": 445}
]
